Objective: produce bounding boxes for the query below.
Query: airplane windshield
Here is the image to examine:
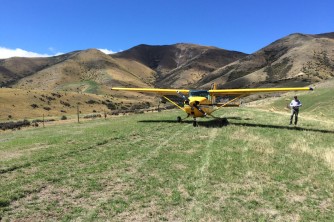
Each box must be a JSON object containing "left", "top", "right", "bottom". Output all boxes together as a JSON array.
[{"left": 189, "top": 90, "right": 210, "bottom": 98}]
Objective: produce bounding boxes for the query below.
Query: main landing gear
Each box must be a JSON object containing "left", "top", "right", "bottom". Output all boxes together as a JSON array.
[
  {"left": 176, "top": 115, "right": 199, "bottom": 127},
  {"left": 177, "top": 115, "right": 229, "bottom": 127},
  {"left": 177, "top": 114, "right": 190, "bottom": 123},
  {"left": 193, "top": 117, "right": 198, "bottom": 127}
]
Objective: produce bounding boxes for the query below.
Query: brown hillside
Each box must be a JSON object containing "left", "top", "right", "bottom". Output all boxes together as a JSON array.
[
  {"left": 0, "top": 88, "right": 156, "bottom": 121},
  {"left": 0, "top": 53, "right": 76, "bottom": 86},
  {"left": 12, "top": 49, "right": 154, "bottom": 94},
  {"left": 199, "top": 32, "right": 334, "bottom": 89},
  {"left": 112, "top": 43, "right": 247, "bottom": 88},
  {"left": 1, "top": 32, "right": 334, "bottom": 121},
  {"left": 314, "top": 33, "right": 334, "bottom": 39},
  {"left": 0, "top": 88, "right": 109, "bottom": 120}
]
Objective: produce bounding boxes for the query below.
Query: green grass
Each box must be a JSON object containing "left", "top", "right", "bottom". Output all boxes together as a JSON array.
[
  {"left": 1, "top": 106, "right": 334, "bottom": 221},
  {"left": 58, "top": 80, "right": 100, "bottom": 94},
  {"left": 270, "top": 88, "right": 334, "bottom": 120}
]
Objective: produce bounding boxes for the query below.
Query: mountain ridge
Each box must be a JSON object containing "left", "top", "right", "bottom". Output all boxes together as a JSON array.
[
  {"left": 199, "top": 32, "right": 334, "bottom": 89},
  {"left": 0, "top": 32, "right": 333, "bottom": 94},
  {"left": 1, "top": 32, "right": 334, "bottom": 120},
  {"left": 112, "top": 43, "right": 247, "bottom": 88}
]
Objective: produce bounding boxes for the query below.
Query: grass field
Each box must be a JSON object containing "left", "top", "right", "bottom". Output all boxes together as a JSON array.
[{"left": 1, "top": 103, "right": 334, "bottom": 221}]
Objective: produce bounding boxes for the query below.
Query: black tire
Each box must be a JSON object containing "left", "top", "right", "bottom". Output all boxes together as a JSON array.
[
  {"left": 193, "top": 121, "right": 198, "bottom": 127},
  {"left": 177, "top": 116, "right": 182, "bottom": 123}
]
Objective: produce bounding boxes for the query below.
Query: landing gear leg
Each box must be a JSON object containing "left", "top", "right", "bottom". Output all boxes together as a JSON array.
[
  {"left": 177, "top": 114, "right": 190, "bottom": 123},
  {"left": 193, "top": 117, "right": 198, "bottom": 127}
]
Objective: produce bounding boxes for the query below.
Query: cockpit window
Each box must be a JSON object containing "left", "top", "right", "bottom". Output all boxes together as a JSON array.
[{"left": 189, "top": 90, "right": 210, "bottom": 99}]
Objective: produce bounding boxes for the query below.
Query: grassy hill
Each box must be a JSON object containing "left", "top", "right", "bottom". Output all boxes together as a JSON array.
[
  {"left": 1, "top": 86, "right": 334, "bottom": 220},
  {"left": 249, "top": 78, "right": 334, "bottom": 122}
]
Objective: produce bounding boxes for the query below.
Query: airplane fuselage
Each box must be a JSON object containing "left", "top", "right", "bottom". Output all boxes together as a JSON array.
[{"left": 184, "top": 96, "right": 214, "bottom": 117}]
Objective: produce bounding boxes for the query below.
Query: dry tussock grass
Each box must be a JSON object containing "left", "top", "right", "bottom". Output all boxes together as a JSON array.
[{"left": 0, "top": 88, "right": 110, "bottom": 120}]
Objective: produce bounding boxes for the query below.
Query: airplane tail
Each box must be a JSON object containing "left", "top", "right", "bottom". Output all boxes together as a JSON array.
[{"left": 211, "top": 83, "right": 217, "bottom": 104}]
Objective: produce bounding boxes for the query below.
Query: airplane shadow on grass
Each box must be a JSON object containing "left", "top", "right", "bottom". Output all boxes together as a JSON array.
[
  {"left": 139, "top": 117, "right": 241, "bottom": 128},
  {"left": 138, "top": 119, "right": 226, "bottom": 128},
  {"left": 230, "top": 122, "right": 334, "bottom": 134},
  {"left": 139, "top": 117, "right": 334, "bottom": 134}
]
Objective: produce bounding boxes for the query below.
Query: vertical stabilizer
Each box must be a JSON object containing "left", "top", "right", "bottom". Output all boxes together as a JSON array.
[{"left": 211, "top": 83, "right": 217, "bottom": 104}]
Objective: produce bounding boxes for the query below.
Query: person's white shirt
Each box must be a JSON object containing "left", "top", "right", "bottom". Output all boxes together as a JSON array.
[{"left": 290, "top": 99, "right": 302, "bottom": 108}]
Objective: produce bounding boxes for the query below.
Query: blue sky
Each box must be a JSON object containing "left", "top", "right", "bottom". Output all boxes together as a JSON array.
[{"left": 0, "top": 0, "right": 333, "bottom": 58}]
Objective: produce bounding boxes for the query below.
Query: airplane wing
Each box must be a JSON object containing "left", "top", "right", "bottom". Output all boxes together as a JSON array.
[
  {"left": 111, "top": 87, "right": 189, "bottom": 95},
  {"left": 209, "top": 87, "right": 313, "bottom": 95},
  {"left": 112, "top": 86, "right": 313, "bottom": 96}
]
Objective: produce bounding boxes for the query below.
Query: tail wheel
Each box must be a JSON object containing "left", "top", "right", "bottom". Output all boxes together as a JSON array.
[{"left": 177, "top": 116, "right": 182, "bottom": 123}]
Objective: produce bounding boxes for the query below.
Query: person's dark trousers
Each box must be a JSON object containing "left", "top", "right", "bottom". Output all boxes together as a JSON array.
[{"left": 290, "top": 108, "right": 299, "bottom": 125}]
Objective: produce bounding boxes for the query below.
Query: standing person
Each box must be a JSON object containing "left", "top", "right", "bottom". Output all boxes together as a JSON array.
[{"left": 290, "top": 96, "right": 302, "bottom": 125}]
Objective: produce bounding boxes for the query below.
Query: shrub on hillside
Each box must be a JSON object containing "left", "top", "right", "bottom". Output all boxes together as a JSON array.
[
  {"left": 32, "top": 119, "right": 55, "bottom": 123},
  {"left": 31, "top": 104, "right": 39, "bottom": 109},
  {"left": 45, "top": 96, "right": 55, "bottom": 101},
  {"left": 102, "top": 101, "right": 116, "bottom": 110},
  {"left": 0, "top": 120, "right": 30, "bottom": 131},
  {"left": 83, "top": 114, "right": 102, "bottom": 119},
  {"left": 51, "top": 93, "right": 62, "bottom": 98},
  {"left": 86, "top": 100, "right": 99, "bottom": 104},
  {"left": 60, "top": 100, "right": 71, "bottom": 107}
]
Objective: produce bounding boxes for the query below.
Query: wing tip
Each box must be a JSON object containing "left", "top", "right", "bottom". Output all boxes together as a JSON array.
[{"left": 309, "top": 87, "right": 314, "bottom": 91}]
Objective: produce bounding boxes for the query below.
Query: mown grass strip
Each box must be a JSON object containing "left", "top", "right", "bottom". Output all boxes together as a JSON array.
[{"left": 1, "top": 108, "right": 334, "bottom": 221}]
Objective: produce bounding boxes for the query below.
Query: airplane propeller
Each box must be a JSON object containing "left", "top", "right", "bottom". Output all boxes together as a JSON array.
[
  {"left": 176, "top": 91, "right": 189, "bottom": 104},
  {"left": 193, "top": 101, "right": 207, "bottom": 116},
  {"left": 176, "top": 91, "right": 207, "bottom": 117}
]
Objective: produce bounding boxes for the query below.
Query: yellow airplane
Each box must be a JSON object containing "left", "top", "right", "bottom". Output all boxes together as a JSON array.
[{"left": 112, "top": 84, "right": 313, "bottom": 127}]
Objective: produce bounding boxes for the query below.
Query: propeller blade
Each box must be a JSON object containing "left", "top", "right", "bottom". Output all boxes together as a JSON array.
[
  {"left": 176, "top": 91, "right": 188, "bottom": 100},
  {"left": 193, "top": 102, "right": 207, "bottom": 116},
  {"left": 177, "top": 91, "right": 189, "bottom": 104}
]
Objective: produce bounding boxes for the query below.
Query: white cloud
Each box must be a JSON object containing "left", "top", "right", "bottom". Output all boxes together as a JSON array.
[
  {"left": 98, "top": 48, "right": 115, "bottom": 54},
  {"left": 0, "top": 46, "right": 63, "bottom": 59},
  {"left": 0, "top": 46, "right": 116, "bottom": 59}
]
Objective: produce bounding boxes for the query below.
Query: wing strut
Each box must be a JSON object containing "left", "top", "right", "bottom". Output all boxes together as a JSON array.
[
  {"left": 162, "top": 95, "right": 185, "bottom": 111},
  {"left": 211, "top": 94, "right": 245, "bottom": 114}
]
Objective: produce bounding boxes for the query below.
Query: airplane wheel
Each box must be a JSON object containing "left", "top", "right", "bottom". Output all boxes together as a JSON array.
[
  {"left": 177, "top": 116, "right": 182, "bottom": 123},
  {"left": 193, "top": 121, "right": 198, "bottom": 127}
]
